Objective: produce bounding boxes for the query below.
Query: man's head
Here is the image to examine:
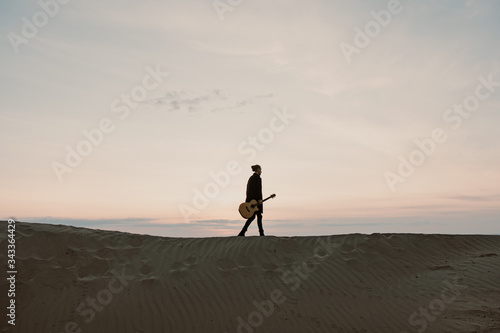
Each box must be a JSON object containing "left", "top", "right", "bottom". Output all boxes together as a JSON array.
[{"left": 251, "top": 164, "right": 262, "bottom": 175}]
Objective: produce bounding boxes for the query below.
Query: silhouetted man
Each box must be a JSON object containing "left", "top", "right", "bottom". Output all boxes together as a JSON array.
[{"left": 238, "top": 165, "right": 264, "bottom": 236}]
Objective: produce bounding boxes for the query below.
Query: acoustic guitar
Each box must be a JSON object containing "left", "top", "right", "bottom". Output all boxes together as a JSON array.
[{"left": 238, "top": 194, "right": 276, "bottom": 219}]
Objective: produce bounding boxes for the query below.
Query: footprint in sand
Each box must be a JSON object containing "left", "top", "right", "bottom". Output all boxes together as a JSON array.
[
  {"left": 139, "top": 263, "right": 154, "bottom": 276},
  {"left": 215, "top": 258, "right": 237, "bottom": 271},
  {"left": 235, "top": 254, "right": 254, "bottom": 268}
]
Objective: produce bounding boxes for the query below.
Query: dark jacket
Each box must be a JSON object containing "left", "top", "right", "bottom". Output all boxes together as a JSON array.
[{"left": 246, "top": 173, "right": 263, "bottom": 213}]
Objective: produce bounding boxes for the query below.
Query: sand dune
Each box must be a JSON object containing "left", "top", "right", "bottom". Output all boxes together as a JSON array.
[{"left": 1, "top": 221, "right": 499, "bottom": 333}]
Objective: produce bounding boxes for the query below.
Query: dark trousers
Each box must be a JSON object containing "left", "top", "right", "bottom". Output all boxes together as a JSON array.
[{"left": 239, "top": 211, "right": 263, "bottom": 235}]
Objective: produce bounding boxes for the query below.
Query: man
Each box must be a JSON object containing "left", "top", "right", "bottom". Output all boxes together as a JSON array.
[{"left": 238, "top": 164, "right": 265, "bottom": 236}]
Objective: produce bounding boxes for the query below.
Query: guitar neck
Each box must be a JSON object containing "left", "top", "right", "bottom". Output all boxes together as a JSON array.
[{"left": 262, "top": 195, "right": 275, "bottom": 203}]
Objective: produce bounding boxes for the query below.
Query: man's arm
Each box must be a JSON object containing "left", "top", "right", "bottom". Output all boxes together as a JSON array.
[{"left": 258, "top": 177, "right": 263, "bottom": 201}]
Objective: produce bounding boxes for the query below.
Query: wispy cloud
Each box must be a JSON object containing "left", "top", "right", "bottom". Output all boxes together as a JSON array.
[
  {"left": 447, "top": 194, "right": 500, "bottom": 202},
  {"left": 23, "top": 217, "right": 157, "bottom": 228},
  {"left": 142, "top": 89, "right": 275, "bottom": 115}
]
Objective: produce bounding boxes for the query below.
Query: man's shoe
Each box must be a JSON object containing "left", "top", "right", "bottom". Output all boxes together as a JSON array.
[{"left": 238, "top": 231, "right": 246, "bottom": 237}]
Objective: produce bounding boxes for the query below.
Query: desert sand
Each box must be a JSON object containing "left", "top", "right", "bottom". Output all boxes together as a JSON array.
[{"left": 1, "top": 221, "right": 499, "bottom": 333}]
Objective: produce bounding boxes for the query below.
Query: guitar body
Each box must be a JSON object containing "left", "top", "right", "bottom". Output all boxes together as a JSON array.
[
  {"left": 238, "top": 194, "right": 276, "bottom": 219},
  {"left": 239, "top": 200, "right": 260, "bottom": 219}
]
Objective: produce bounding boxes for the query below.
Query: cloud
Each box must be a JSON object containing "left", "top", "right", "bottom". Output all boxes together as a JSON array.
[
  {"left": 146, "top": 89, "right": 224, "bottom": 114},
  {"left": 143, "top": 89, "right": 274, "bottom": 115},
  {"left": 316, "top": 221, "right": 445, "bottom": 228},
  {"left": 22, "top": 217, "right": 157, "bottom": 228},
  {"left": 190, "top": 219, "right": 239, "bottom": 225},
  {"left": 19, "top": 217, "right": 245, "bottom": 230},
  {"left": 447, "top": 194, "right": 500, "bottom": 202}
]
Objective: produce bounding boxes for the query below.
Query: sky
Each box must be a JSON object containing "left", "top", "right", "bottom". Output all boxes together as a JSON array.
[{"left": 1, "top": 0, "right": 499, "bottom": 237}]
